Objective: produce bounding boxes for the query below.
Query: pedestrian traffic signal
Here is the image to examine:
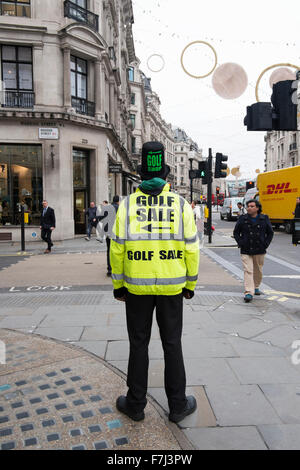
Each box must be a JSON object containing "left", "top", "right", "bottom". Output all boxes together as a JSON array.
[
  {"left": 189, "top": 161, "right": 209, "bottom": 185},
  {"left": 215, "top": 153, "right": 228, "bottom": 179},
  {"left": 198, "top": 160, "right": 209, "bottom": 185},
  {"left": 271, "top": 80, "right": 298, "bottom": 131}
]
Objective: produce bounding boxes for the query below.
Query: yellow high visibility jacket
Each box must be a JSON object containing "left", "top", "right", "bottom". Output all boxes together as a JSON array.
[{"left": 110, "top": 184, "right": 200, "bottom": 296}]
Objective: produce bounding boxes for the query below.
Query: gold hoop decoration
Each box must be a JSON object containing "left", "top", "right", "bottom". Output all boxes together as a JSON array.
[
  {"left": 255, "top": 63, "right": 300, "bottom": 102},
  {"left": 147, "top": 54, "right": 165, "bottom": 73},
  {"left": 180, "top": 41, "right": 218, "bottom": 79}
]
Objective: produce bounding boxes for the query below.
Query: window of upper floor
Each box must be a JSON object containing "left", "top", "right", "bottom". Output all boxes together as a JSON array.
[
  {"left": 70, "top": 55, "right": 95, "bottom": 117},
  {"left": 0, "top": 0, "right": 30, "bottom": 17},
  {"left": 128, "top": 66, "right": 134, "bottom": 82},
  {"left": 64, "top": 0, "right": 99, "bottom": 31},
  {"left": 130, "top": 93, "right": 135, "bottom": 105},
  {"left": 129, "top": 113, "right": 136, "bottom": 129},
  {"left": 0, "top": 45, "right": 34, "bottom": 108},
  {"left": 1, "top": 45, "right": 33, "bottom": 91}
]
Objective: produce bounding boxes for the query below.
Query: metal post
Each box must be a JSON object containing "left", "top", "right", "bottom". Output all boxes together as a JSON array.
[
  {"left": 207, "top": 149, "right": 213, "bottom": 244},
  {"left": 21, "top": 205, "right": 25, "bottom": 252},
  {"left": 189, "top": 158, "right": 194, "bottom": 203}
]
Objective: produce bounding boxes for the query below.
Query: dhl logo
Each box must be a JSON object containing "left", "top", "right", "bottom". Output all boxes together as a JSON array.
[{"left": 263, "top": 182, "right": 298, "bottom": 195}]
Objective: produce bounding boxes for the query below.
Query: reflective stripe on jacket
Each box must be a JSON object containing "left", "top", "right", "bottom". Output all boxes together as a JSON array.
[{"left": 110, "top": 184, "right": 200, "bottom": 296}]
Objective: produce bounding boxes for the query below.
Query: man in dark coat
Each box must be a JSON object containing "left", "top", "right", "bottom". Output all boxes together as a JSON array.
[
  {"left": 233, "top": 199, "right": 274, "bottom": 303},
  {"left": 40, "top": 200, "right": 56, "bottom": 254},
  {"left": 85, "top": 201, "right": 97, "bottom": 241},
  {"left": 292, "top": 197, "right": 300, "bottom": 245}
]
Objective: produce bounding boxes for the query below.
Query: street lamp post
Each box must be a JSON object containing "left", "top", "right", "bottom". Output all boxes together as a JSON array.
[{"left": 189, "top": 158, "right": 194, "bottom": 203}]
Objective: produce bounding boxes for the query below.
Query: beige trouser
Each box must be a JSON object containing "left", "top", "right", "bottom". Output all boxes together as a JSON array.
[{"left": 241, "top": 254, "right": 265, "bottom": 295}]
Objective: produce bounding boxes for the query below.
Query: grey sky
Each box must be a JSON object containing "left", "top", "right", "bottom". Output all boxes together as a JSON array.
[{"left": 132, "top": 0, "right": 300, "bottom": 179}]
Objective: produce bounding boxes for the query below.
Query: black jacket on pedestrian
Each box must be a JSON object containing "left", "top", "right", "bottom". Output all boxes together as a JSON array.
[
  {"left": 294, "top": 203, "right": 300, "bottom": 219},
  {"left": 233, "top": 213, "right": 274, "bottom": 255},
  {"left": 85, "top": 207, "right": 97, "bottom": 223},
  {"left": 40, "top": 207, "right": 56, "bottom": 229}
]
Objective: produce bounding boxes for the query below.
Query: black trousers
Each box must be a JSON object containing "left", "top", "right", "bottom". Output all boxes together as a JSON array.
[
  {"left": 106, "top": 237, "right": 111, "bottom": 272},
  {"left": 41, "top": 228, "right": 53, "bottom": 250},
  {"left": 125, "top": 292, "right": 187, "bottom": 414}
]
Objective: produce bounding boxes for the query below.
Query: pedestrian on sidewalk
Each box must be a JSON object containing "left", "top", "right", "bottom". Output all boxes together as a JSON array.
[
  {"left": 85, "top": 201, "right": 98, "bottom": 241},
  {"left": 292, "top": 196, "right": 300, "bottom": 246},
  {"left": 40, "top": 200, "right": 56, "bottom": 254},
  {"left": 110, "top": 141, "right": 200, "bottom": 424},
  {"left": 96, "top": 200, "right": 109, "bottom": 243},
  {"left": 106, "top": 196, "right": 120, "bottom": 277},
  {"left": 191, "top": 200, "right": 204, "bottom": 245},
  {"left": 233, "top": 199, "right": 274, "bottom": 303},
  {"left": 237, "top": 202, "right": 246, "bottom": 217}
]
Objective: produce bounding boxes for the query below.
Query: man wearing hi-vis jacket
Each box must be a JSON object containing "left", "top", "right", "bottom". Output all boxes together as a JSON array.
[{"left": 110, "top": 142, "right": 200, "bottom": 424}]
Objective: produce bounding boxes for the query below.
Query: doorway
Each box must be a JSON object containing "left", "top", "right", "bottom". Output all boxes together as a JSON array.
[
  {"left": 73, "top": 149, "right": 90, "bottom": 234},
  {"left": 74, "top": 190, "right": 87, "bottom": 234}
]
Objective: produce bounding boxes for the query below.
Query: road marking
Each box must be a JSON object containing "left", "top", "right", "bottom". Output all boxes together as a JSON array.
[
  {"left": 264, "top": 275, "right": 300, "bottom": 279},
  {"left": 0, "top": 253, "right": 32, "bottom": 257},
  {"left": 265, "top": 254, "right": 300, "bottom": 273},
  {"left": 264, "top": 290, "right": 300, "bottom": 299}
]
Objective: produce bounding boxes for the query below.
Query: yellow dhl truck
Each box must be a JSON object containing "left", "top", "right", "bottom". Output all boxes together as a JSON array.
[{"left": 256, "top": 166, "right": 300, "bottom": 233}]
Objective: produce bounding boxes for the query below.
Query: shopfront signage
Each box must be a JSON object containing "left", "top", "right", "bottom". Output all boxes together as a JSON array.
[
  {"left": 39, "top": 128, "right": 59, "bottom": 140},
  {"left": 109, "top": 163, "right": 123, "bottom": 174}
]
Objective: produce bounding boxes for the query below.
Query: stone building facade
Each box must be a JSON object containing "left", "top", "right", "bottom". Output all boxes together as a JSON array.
[
  {"left": 174, "top": 128, "right": 203, "bottom": 201},
  {"left": 264, "top": 131, "right": 299, "bottom": 172},
  {"left": 0, "top": 0, "right": 138, "bottom": 241}
]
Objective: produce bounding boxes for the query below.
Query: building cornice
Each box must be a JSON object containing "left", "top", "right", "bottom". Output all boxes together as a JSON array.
[{"left": 0, "top": 109, "right": 134, "bottom": 171}]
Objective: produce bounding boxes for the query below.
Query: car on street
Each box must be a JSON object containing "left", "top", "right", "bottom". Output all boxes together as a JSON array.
[{"left": 220, "top": 197, "right": 244, "bottom": 221}]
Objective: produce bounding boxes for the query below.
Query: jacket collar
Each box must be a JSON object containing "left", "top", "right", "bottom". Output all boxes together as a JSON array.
[{"left": 136, "top": 183, "right": 171, "bottom": 196}]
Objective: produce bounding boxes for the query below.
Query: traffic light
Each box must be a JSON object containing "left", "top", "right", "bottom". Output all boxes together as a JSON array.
[
  {"left": 246, "top": 181, "right": 255, "bottom": 191},
  {"left": 215, "top": 153, "right": 228, "bottom": 179},
  {"left": 189, "top": 160, "right": 209, "bottom": 185},
  {"left": 271, "top": 80, "right": 297, "bottom": 131},
  {"left": 198, "top": 160, "right": 209, "bottom": 185},
  {"left": 244, "top": 79, "right": 298, "bottom": 132},
  {"left": 244, "top": 102, "right": 273, "bottom": 131}
]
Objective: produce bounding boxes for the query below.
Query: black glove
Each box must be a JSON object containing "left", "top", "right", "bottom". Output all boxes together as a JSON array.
[
  {"left": 113, "top": 287, "right": 128, "bottom": 300},
  {"left": 182, "top": 288, "right": 194, "bottom": 300}
]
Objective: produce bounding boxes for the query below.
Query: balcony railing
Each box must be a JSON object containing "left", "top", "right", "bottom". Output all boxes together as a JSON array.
[
  {"left": 71, "top": 97, "right": 95, "bottom": 117},
  {"left": 64, "top": 0, "right": 99, "bottom": 31},
  {"left": 0, "top": 91, "right": 35, "bottom": 109},
  {"left": 289, "top": 142, "right": 297, "bottom": 151}
]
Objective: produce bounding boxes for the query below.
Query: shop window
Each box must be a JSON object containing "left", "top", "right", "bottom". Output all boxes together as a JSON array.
[
  {"left": 0, "top": 0, "right": 31, "bottom": 17},
  {"left": 0, "top": 144, "right": 43, "bottom": 226}
]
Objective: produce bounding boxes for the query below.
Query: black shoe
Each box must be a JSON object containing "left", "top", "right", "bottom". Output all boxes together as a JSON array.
[
  {"left": 107, "top": 271, "right": 112, "bottom": 277},
  {"left": 169, "top": 396, "right": 197, "bottom": 423},
  {"left": 116, "top": 396, "right": 145, "bottom": 422}
]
